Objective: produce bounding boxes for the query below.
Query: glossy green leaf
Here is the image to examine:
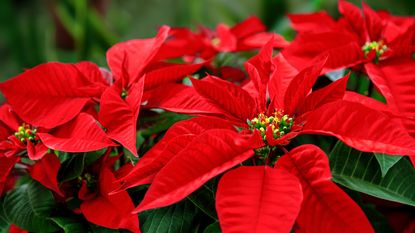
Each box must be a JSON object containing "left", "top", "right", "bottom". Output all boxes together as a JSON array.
[
  {"left": 374, "top": 153, "right": 403, "bottom": 177},
  {"left": 203, "top": 222, "right": 221, "bottom": 233},
  {"left": 3, "top": 180, "right": 59, "bottom": 232},
  {"left": 58, "top": 153, "right": 86, "bottom": 182},
  {"left": 139, "top": 199, "right": 199, "bottom": 233},
  {"left": 51, "top": 216, "right": 89, "bottom": 233},
  {"left": 187, "top": 180, "right": 218, "bottom": 220},
  {"left": 329, "top": 141, "right": 415, "bottom": 206}
]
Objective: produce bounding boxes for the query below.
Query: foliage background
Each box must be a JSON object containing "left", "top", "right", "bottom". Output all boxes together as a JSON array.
[{"left": 1, "top": 0, "right": 414, "bottom": 84}]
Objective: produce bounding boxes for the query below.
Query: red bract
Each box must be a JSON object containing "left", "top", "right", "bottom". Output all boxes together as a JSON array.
[
  {"left": 158, "top": 16, "right": 288, "bottom": 60},
  {"left": 215, "top": 145, "right": 375, "bottom": 233},
  {"left": 282, "top": 1, "right": 415, "bottom": 135},
  {"left": 100, "top": 26, "right": 206, "bottom": 156},
  {"left": 0, "top": 62, "right": 108, "bottom": 129},
  {"left": 79, "top": 150, "right": 139, "bottom": 233},
  {"left": 147, "top": 43, "right": 415, "bottom": 156},
  {"left": 283, "top": 0, "right": 414, "bottom": 71},
  {"left": 216, "top": 166, "right": 303, "bottom": 233},
  {"left": 0, "top": 103, "right": 115, "bottom": 160},
  {"left": 119, "top": 41, "right": 415, "bottom": 233},
  {"left": 275, "top": 145, "right": 375, "bottom": 233}
]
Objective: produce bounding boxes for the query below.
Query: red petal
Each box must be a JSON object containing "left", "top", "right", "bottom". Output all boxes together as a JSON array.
[
  {"left": 231, "top": 16, "right": 266, "bottom": 38},
  {"left": 38, "top": 113, "right": 116, "bottom": 153},
  {"left": 115, "top": 117, "right": 233, "bottom": 190},
  {"left": 99, "top": 79, "right": 144, "bottom": 156},
  {"left": 338, "top": 0, "right": 367, "bottom": 41},
  {"left": 145, "top": 84, "right": 227, "bottom": 117},
  {"left": 282, "top": 32, "right": 363, "bottom": 72},
  {"left": 298, "top": 73, "right": 350, "bottom": 114},
  {"left": 268, "top": 54, "right": 299, "bottom": 111},
  {"left": 365, "top": 59, "right": 415, "bottom": 136},
  {"left": 0, "top": 156, "right": 18, "bottom": 195},
  {"left": 80, "top": 168, "right": 139, "bottom": 233},
  {"left": 244, "top": 39, "right": 275, "bottom": 111},
  {"left": 106, "top": 26, "right": 169, "bottom": 85},
  {"left": 288, "top": 12, "right": 337, "bottom": 33},
  {"left": 135, "top": 129, "right": 255, "bottom": 212},
  {"left": 301, "top": 100, "right": 415, "bottom": 156},
  {"left": 29, "top": 153, "right": 64, "bottom": 196},
  {"left": 237, "top": 32, "right": 288, "bottom": 50},
  {"left": 26, "top": 141, "right": 48, "bottom": 160},
  {"left": 0, "top": 62, "right": 103, "bottom": 128},
  {"left": 343, "top": 91, "right": 396, "bottom": 115},
  {"left": 192, "top": 76, "right": 257, "bottom": 122},
  {"left": 216, "top": 166, "right": 302, "bottom": 233},
  {"left": 283, "top": 55, "right": 327, "bottom": 115},
  {"left": 362, "top": 2, "right": 383, "bottom": 41},
  {"left": 0, "top": 104, "right": 20, "bottom": 132},
  {"left": 277, "top": 145, "right": 374, "bottom": 233},
  {"left": 144, "top": 62, "right": 205, "bottom": 90}
]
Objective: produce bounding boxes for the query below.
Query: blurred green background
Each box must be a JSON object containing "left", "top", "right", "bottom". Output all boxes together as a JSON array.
[{"left": 0, "top": 0, "right": 414, "bottom": 81}]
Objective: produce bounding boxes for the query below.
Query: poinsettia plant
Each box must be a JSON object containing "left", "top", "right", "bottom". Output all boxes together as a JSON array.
[{"left": 0, "top": 1, "right": 415, "bottom": 233}]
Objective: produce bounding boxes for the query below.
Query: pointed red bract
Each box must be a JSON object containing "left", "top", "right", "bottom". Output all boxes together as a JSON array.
[
  {"left": 301, "top": 100, "right": 415, "bottom": 156},
  {"left": 298, "top": 73, "right": 349, "bottom": 114},
  {"left": 37, "top": 113, "right": 116, "bottom": 153},
  {"left": 106, "top": 26, "right": 170, "bottom": 85},
  {"left": 29, "top": 153, "right": 64, "bottom": 196},
  {"left": 99, "top": 79, "right": 144, "bottom": 156},
  {"left": 216, "top": 166, "right": 302, "bottom": 233},
  {"left": 277, "top": 145, "right": 375, "bottom": 233},
  {"left": 365, "top": 59, "right": 415, "bottom": 136},
  {"left": 0, "top": 156, "right": 18, "bottom": 196},
  {"left": 135, "top": 129, "right": 255, "bottom": 212},
  {"left": 80, "top": 168, "right": 140, "bottom": 233},
  {"left": 282, "top": 55, "right": 327, "bottom": 115},
  {"left": 192, "top": 76, "right": 257, "bottom": 122},
  {"left": 146, "top": 83, "right": 228, "bottom": 117},
  {"left": 116, "top": 117, "right": 234, "bottom": 190},
  {"left": 0, "top": 62, "right": 105, "bottom": 128}
]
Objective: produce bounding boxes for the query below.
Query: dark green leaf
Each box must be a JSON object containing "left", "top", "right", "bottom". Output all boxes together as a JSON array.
[
  {"left": 51, "top": 216, "right": 89, "bottom": 233},
  {"left": 329, "top": 141, "right": 415, "bottom": 206},
  {"left": 90, "top": 224, "right": 120, "bottom": 233},
  {"left": 187, "top": 182, "right": 218, "bottom": 220},
  {"left": 3, "top": 180, "right": 59, "bottom": 232},
  {"left": 139, "top": 199, "right": 199, "bottom": 233},
  {"left": 374, "top": 153, "right": 403, "bottom": 177},
  {"left": 203, "top": 222, "right": 221, "bottom": 233},
  {"left": 58, "top": 153, "right": 86, "bottom": 182}
]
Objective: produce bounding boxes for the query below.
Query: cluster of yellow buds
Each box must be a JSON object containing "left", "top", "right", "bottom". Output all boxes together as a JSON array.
[
  {"left": 362, "top": 40, "right": 387, "bottom": 61},
  {"left": 14, "top": 123, "right": 38, "bottom": 143},
  {"left": 78, "top": 173, "right": 97, "bottom": 189},
  {"left": 248, "top": 110, "right": 294, "bottom": 142}
]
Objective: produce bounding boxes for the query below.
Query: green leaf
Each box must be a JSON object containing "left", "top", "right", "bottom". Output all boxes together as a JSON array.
[
  {"left": 89, "top": 224, "right": 120, "bottom": 233},
  {"left": 140, "top": 112, "right": 191, "bottom": 137},
  {"left": 329, "top": 141, "right": 415, "bottom": 206},
  {"left": 3, "top": 180, "right": 59, "bottom": 232},
  {"left": 139, "top": 199, "right": 199, "bottom": 233},
  {"left": 203, "top": 222, "right": 221, "bottom": 233},
  {"left": 0, "top": 200, "right": 10, "bottom": 233},
  {"left": 187, "top": 181, "right": 218, "bottom": 220},
  {"left": 58, "top": 153, "right": 86, "bottom": 182},
  {"left": 374, "top": 153, "right": 403, "bottom": 177},
  {"left": 51, "top": 216, "right": 89, "bottom": 233}
]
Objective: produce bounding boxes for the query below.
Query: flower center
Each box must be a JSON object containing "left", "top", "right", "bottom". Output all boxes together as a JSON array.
[
  {"left": 248, "top": 110, "right": 293, "bottom": 143},
  {"left": 211, "top": 37, "right": 221, "bottom": 47},
  {"left": 121, "top": 89, "right": 128, "bottom": 99},
  {"left": 362, "top": 40, "right": 387, "bottom": 61},
  {"left": 14, "top": 123, "right": 38, "bottom": 143}
]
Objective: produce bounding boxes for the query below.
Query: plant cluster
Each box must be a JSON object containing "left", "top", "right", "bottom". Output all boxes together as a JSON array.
[{"left": 0, "top": 1, "right": 414, "bottom": 232}]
